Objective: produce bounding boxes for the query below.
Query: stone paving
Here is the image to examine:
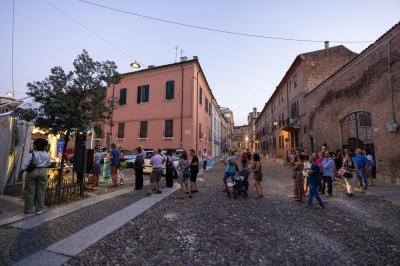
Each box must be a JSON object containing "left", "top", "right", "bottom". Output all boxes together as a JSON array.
[
  {"left": 65, "top": 160, "right": 400, "bottom": 266},
  {"left": 0, "top": 185, "right": 149, "bottom": 265}
]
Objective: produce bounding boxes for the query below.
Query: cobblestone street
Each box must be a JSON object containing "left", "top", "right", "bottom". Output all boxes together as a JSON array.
[{"left": 63, "top": 159, "right": 400, "bottom": 266}]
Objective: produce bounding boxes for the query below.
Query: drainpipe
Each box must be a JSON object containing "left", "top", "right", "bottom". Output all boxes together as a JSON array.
[{"left": 180, "top": 64, "right": 184, "bottom": 148}]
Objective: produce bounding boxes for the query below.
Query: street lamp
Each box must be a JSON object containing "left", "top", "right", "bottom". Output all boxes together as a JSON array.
[{"left": 130, "top": 61, "right": 141, "bottom": 69}]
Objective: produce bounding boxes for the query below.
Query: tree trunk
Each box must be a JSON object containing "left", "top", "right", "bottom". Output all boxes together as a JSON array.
[{"left": 56, "top": 130, "right": 70, "bottom": 204}]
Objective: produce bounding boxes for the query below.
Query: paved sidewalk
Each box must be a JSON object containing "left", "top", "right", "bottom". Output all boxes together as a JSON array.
[{"left": 65, "top": 160, "right": 400, "bottom": 265}]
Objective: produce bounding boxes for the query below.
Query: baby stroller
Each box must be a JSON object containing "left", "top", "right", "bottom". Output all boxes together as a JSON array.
[{"left": 228, "top": 169, "right": 249, "bottom": 199}]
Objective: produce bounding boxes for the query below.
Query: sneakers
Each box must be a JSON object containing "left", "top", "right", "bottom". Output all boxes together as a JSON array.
[
  {"left": 156, "top": 190, "right": 162, "bottom": 194},
  {"left": 191, "top": 190, "right": 199, "bottom": 193},
  {"left": 145, "top": 192, "right": 152, "bottom": 197},
  {"left": 36, "top": 209, "right": 47, "bottom": 215}
]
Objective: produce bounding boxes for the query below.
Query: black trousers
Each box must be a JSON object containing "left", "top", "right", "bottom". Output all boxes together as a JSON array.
[
  {"left": 166, "top": 167, "right": 174, "bottom": 187},
  {"left": 135, "top": 169, "right": 143, "bottom": 189}
]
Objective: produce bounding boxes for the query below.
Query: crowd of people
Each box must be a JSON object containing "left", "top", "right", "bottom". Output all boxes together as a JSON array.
[
  {"left": 20, "top": 136, "right": 377, "bottom": 216},
  {"left": 289, "top": 144, "right": 376, "bottom": 209}
]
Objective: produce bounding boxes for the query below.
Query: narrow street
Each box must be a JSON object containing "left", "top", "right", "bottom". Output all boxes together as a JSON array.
[{"left": 61, "top": 160, "right": 399, "bottom": 265}]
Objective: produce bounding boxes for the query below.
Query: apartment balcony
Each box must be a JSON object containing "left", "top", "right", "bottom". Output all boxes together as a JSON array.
[{"left": 282, "top": 116, "right": 300, "bottom": 131}]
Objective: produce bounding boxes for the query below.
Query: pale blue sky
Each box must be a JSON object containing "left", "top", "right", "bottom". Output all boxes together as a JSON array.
[{"left": 0, "top": 0, "right": 399, "bottom": 124}]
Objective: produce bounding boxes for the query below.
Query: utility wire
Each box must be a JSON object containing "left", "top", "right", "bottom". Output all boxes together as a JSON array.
[
  {"left": 42, "top": 0, "right": 141, "bottom": 63},
  {"left": 76, "top": 0, "right": 373, "bottom": 44}
]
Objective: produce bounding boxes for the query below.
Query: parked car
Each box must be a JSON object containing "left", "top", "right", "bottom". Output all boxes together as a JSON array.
[
  {"left": 174, "top": 148, "right": 185, "bottom": 158},
  {"left": 143, "top": 150, "right": 167, "bottom": 175},
  {"left": 122, "top": 150, "right": 138, "bottom": 168}
]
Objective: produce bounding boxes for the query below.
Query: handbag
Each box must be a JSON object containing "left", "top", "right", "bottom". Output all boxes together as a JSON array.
[{"left": 26, "top": 152, "right": 37, "bottom": 172}]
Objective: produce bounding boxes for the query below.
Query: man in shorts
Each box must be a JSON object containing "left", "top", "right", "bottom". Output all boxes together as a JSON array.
[
  {"left": 147, "top": 149, "right": 164, "bottom": 196},
  {"left": 222, "top": 151, "right": 238, "bottom": 192}
]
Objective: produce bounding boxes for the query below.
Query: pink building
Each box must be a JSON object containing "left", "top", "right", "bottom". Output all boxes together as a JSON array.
[{"left": 103, "top": 57, "right": 216, "bottom": 155}]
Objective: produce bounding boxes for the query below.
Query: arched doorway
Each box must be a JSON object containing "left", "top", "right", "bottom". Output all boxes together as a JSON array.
[{"left": 340, "top": 111, "right": 375, "bottom": 156}]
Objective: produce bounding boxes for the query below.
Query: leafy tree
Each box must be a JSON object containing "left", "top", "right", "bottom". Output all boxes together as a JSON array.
[{"left": 14, "top": 50, "right": 120, "bottom": 191}]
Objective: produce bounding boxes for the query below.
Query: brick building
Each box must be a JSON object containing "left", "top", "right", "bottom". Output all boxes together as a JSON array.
[
  {"left": 255, "top": 45, "right": 357, "bottom": 158},
  {"left": 304, "top": 22, "right": 400, "bottom": 184}
]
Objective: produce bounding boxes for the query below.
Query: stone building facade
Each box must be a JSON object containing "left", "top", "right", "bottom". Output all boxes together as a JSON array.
[
  {"left": 304, "top": 22, "right": 400, "bottom": 184},
  {"left": 255, "top": 45, "right": 357, "bottom": 158},
  {"left": 233, "top": 125, "right": 248, "bottom": 151},
  {"left": 247, "top": 107, "right": 260, "bottom": 152}
]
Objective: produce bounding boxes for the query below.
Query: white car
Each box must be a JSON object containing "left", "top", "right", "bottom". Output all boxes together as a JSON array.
[
  {"left": 122, "top": 150, "right": 137, "bottom": 168},
  {"left": 144, "top": 151, "right": 167, "bottom": 176}
]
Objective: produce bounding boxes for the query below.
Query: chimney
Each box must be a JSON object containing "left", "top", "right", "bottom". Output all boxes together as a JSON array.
[
  {"left": 193, "top": 56, "right": 198, "bottom": 60},
  {"left": 253, "top": 107, "right": 257, "bottom": 117},
  {"left": 148, "top": 65, "right": 155, "bottom": 68},
  {"left": 324, "top": 41, "right": 329, "bottom": 50},
  {"left": 180, "top": 56, "right": 188, "bottom": 62}
]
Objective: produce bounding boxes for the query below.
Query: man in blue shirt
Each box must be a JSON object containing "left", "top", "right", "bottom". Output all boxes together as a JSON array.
[
  {"left": 307, "top": 155, "right": 325, "bottom": 209},
  {"left": 353, "top": 148, "right": 369, "bottom": 190},
  {"left": 110, "top": 143, "right": 120, "bottom": 188},
  {"left": 321, "top": 151, "right": 335, "bottom": 196}
]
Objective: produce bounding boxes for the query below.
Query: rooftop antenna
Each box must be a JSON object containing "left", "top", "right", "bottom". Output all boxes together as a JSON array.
[{"left": 175, "top": 45, "right": 179, "bottom": 62}]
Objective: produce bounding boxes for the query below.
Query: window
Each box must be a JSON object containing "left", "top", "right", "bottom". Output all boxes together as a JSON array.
[
  {"left": 294, "top": 74, "right": 297, "bottom": 88},
  {"left": 290, "top": 101, "right": 299, "bottom": 117},
  {"left": 209, "top": 102, "right": 212, "bottom": 116},
  {"left": 164, "top": 119, "right": 173, "bottom": 137},
  {"left": 290, "top": 80, "right": 293, "bottom": 91},
  {"left": 117, "top": 122, "right": 125, "bottom": 138},
  {"left": 199, "top": 123, "right": 202, "bottom": 139},
  {"left": 359, "top": 113, "right": 372, "bottom": 127},
  {"left": 119, "top": 88, "right": 127, "bottom": 105},
  {"left": 205, "top": 98, "right": 209, "bottom": 113},
  {"left": 139, "top": 121, "right": 148, "bottom": 138},
  {"left": 165, "top": 80, "right": 174, "bottom": 100},
  {"left": 199, "top": 87, "right": 203, "bottom": 105},
  {"left": 137, "top": 85, "right": 149, "bottom": 103}
]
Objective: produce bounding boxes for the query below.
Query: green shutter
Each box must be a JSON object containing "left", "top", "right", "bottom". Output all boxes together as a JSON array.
[
  {"left": 119, "top": 88, "right": 127, "bottom": 105},
  {"left": 117, "top": 122, "right": 125, "bottom": 138},
  {"left": 166, "top": 81, "right": 175, "bottom": 100},
  {"left": 137, "top": 86, "right": 142, "bottom": 103}
]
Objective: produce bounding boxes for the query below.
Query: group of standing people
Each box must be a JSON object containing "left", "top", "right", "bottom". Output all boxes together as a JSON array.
[{"left": 291, "top": 144, "right": 376, "bottom": 209}]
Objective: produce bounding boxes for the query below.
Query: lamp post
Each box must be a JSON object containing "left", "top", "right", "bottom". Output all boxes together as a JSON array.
[{"left": 130, "top": 61, "right": 141, "bottom": 69}]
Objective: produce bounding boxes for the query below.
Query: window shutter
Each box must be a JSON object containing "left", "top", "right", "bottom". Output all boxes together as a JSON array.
[
  {"left": 144, "top": 85, "right": 149, "bottom": 102},
  {"left": 165, "top": 120, "right": 173, "bottom": 137},
  {"left": 137, "top": 86, "right": 142, "bottom": 103},
  {"left": 117, "top": 122, "right": 125, "bottom": 138},
  {"left": 119, "top": 88, "right": 127, "bottom": 105}
]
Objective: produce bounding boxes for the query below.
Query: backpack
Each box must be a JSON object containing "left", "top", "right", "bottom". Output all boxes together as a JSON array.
[
  {"left": 241, "top": 153, "right": 247, "bottom": 162},
  {"left": 26, "top": 152, "right": 37, "bottom": 172}
]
